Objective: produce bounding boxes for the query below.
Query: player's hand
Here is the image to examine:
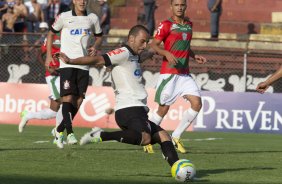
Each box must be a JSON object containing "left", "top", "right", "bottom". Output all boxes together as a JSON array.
[
  {"left": 256, "top": 82, "right": 269, "bottom": 94},
  {"left": 195, "top": 55, "right": 207, "bottom": 64},
  {"left": 54, "top": 52, "right": 71, "bottom": 64},
  {"left": 88, "top": 47, "right": 97, "bottom": 56},
  {"left": 165, "top": 51, "right": 178, "bottom": 65}
]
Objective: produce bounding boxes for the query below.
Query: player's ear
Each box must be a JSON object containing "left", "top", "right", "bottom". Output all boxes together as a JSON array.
[{"left": 128, "top": 35, "right": 135, "bottom": 44}]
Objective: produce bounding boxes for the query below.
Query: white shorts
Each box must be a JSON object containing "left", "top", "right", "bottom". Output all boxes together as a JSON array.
[
  {"left": 154, "top": 74, "right": 201, "bottom": 105},
  {"left": 45, "top": 75, "right": 60, "bottom": 101}
]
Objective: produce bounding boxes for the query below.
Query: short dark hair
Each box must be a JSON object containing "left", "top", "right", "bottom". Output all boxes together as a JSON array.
[
  {"left": 128, "top": 25, "right": 149, "bottom": 39},
  {"left": 171, "top": 0, "right": 187, "bottom": 4}
]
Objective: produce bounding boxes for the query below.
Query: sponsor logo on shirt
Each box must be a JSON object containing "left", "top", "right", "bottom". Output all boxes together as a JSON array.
[
  {"left": 70, "top": 29, "right": 91, "bottom": 35},
  {"left": 134, "top": 69, "right": 142, "bottom": 77}
]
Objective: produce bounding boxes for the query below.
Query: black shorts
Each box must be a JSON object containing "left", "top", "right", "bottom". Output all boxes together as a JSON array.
[
  {"left": 60, "top": 68, "right": 89, "bottom": 98},
  {"left": 115, "top": 106, "right": 163, "bottom": 135}
]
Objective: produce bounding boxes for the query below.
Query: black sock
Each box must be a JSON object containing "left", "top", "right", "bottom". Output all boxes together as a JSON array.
[
  {"left": 160, "top": 141, "right": 179, "bottom": 166},
  {"left": 100, "top": 130, "right": 142, "bottom": 145},
  {"left": 62, "top": 102, "right": 74, "bottom": 135},
  {"left": 56, "top": 121, "right": 65, "bottom": 133},
  {"left": 71, "top": 106, "right": 78, "bottom": 119}
]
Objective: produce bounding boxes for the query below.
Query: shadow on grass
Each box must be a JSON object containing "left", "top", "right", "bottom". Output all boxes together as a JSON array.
[
  {"left": 0, "top": 175, "right": 175, "bottom": 184},
  {"left": 0, "top": 147, "right": 54, "bottom": 151},
  {"left": 197, "top": 166, "right": 276, "bottom": 178}
]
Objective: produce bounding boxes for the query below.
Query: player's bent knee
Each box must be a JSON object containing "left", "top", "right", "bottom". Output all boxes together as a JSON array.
[
  {"left": 141, "top": 132, "right": 151, "bottom": 146},
  {"left": 191, "top": 100, "right": 202, "bottom": 112}
]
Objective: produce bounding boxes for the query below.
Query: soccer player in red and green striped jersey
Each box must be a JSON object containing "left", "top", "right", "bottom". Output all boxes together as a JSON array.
[{"left": 147, "top": 0, "right": 207, "bottom": 154}]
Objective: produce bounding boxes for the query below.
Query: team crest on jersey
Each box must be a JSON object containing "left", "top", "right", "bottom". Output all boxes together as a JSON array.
[
  {"left": 182, "top": 33, "right": 187, "bottom": 40},
  {"left": 64, "top": 80, "right": 70, "bottom": 90}
]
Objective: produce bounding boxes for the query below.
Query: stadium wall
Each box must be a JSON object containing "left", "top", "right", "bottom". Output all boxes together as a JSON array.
[{"left": 1, "top": 83, "right": 281, "bottom": 134}]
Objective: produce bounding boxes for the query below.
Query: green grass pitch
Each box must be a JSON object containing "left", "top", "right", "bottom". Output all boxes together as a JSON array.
[{"left": 0, "top": 124, "right": 282, "bottom": 184}]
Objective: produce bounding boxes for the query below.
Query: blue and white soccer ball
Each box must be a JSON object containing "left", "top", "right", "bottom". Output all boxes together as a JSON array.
[{"left": 171, "top": 159, "right": 196, "bottom": 182}]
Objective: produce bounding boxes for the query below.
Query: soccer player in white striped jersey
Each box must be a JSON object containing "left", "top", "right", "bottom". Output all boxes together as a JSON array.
[
  {"left": 56, "top": 25, "right": 180, "bottom": 168},
  {"left": 45, "top": 0, "right": 103, "bottom": 148}
]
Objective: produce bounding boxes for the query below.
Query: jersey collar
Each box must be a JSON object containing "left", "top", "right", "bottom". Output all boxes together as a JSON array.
[
  {"left": 123, "top": 44, "right": 141, "bottom": 62},
  {"left": 124, "top": 44, "right": 137, "bottom": 56},
  {"left": 72, "top": 9, "right": 88, "bottom": 16},
  {"left": 169, "top": 17, "right": 190, "bottom": 25}
]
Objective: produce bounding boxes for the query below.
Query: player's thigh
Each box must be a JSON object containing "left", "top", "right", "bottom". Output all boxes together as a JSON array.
[
  {"left": 154, "top": 74, "right": 179, "bottom": 105},
  {"left": 115, "top": 107, "right": 151, "bottom": 134},
  {"left": 76, "top": 69, "right": 89, "bottom": 99},
  {"left": 179, "top": 75, "right": 201, "bottom": 98},
  {"left": 60, "top": 68, "right": 78, "bottom": 97}
]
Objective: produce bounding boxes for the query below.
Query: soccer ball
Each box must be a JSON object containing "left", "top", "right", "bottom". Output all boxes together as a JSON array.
[{"left": 171, "top": 159, "right": 196, "bottom": 182}]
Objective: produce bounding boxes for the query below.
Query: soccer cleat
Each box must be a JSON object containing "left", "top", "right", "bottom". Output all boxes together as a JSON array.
[
  {"left": 67, "top": 133, "right": 78, "bottom": 145},
  {"left": 55, "top": 131, "right": 64, "bottom": 149},
  {"left": 143, "top": 144, "right": 155, "bottom": 153},
  {"left": 18, "top": 110, "right": 29, "bottom": 133},
  {"left": 80, "top": 127, "right": 103, "bottom": 145},
  {"left": 53, "top": 138, "right": 66, "bottom": 145},
  {"left": 172, "top": 137, "right": 187, "bottom": 154}
]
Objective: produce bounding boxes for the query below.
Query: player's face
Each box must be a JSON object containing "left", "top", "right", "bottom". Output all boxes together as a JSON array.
[
  {"left": 130, "top": 30, "right": 149, "bottom": 55},
  {"left": 73, "top": 0, "right": 88, "bottom": 12},
  {"left": 171, "top": 0, "right": 187, "bottom": 17}
]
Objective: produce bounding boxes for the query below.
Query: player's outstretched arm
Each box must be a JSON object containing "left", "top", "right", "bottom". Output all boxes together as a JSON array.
[
  {"left": 56, "top": 52, "right": 105, "bottom": 66},
  {"left": 256, "top": 66, "right": 282, "bottom": 94}
]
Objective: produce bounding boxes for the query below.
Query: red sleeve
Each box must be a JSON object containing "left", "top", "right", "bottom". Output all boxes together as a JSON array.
[
  {"left": 154, "top": 20, "right": 171, "bottom": 41},
  {"left": 41, "top": 44, "right": 47, "bottom": 54}
]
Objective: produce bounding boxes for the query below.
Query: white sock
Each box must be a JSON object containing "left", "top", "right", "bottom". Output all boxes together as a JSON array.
[
  {"left": 149, "top": 111, "right": 163, "bottom": 125},
  {"left": 25, "top": 108, "right": 57, "bottom": 120},
  {"left": 56, "top": 105, "right": 63, "bottom": 127},
  {"left": 172, "top": 108, "right": 198, "bottom": 139}
]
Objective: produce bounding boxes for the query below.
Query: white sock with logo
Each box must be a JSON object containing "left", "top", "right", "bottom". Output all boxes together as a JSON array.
[
  {"left": 25, "top": 108, "right": 57, "bottom": 120},
  {"left": 149, "top": 111, "right": 163, "bottom": 126},
  {"left": 172, "top": 108, "right": 198, "bottom": 139}
]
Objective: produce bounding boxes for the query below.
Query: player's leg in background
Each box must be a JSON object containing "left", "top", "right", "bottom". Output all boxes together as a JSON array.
[
  {"left": 65, "top": 69, "right": 90, "bottom": 144},
  {"left": 58, "top": 94, "right": 78, "bottom": 144},
  {"left": 18, "top": 105, "right": 57, "bottom": 133},
  {"left": 19, "top": 75, "right": 60, "bottom": 133},
  {"left": 170, "top": 95, "right": 201, "bottom": 154},
  {"left": 57, "top": 68, "right": 79, "bottom": 146},
  {"left": 172, "top": 95, "right": 201, "bottom": 140},
  {"left": 171, "top": 75, "right": 202, "bottom": 153}
]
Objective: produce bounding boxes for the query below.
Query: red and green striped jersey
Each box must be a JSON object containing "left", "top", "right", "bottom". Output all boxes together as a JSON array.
[{"left": 155, "top": 17, "right": 193, "bottom": 74}]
